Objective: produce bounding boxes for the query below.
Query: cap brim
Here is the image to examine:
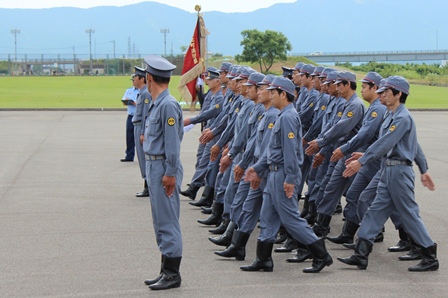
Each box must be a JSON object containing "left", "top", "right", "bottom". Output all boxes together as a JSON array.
[
  {"left": 375, "top": 86, "right": 387, "bottom": 93},
  {"left": 266, "top": 85, "right": 276, "bottom": 90},
  {"left": 334, "top": 79, "right": 343, "bottom": 84}
]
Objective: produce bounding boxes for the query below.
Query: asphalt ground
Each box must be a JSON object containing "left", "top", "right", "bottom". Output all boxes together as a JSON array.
[{"left": 0, "top": 110, "right": 447, "bottom": 298}]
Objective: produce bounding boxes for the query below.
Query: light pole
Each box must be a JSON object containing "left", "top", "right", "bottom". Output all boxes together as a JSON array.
[
  {"left": 10, "top": 29, "right": 20, "bottom": 74},
  {"left": 160, "top": 28, "right": 170, "bottom": 57},
  {"left": 85, "top": 28, "right": 95, "bottom": 74}
]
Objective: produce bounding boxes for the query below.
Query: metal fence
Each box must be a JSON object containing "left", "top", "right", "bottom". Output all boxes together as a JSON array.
[{"left": 0, "top": 53, "right": 185, "bottom": 76}]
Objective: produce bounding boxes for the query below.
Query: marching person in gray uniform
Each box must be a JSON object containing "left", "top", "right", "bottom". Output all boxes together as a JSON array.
[
  {"left": 300, "top": 66, "right": 333, "bottom": 217},
  {"left": 132, "top": 66, "right": 152, "bottom": 197},
  {"left": 291, "top": 62, "right": 306, "bottom": 112},
  {"left": 306, "top": 71, "right": 366, "bottom": 237},
  {"left": 141, "top": 55, "right": 184, "bottom": 290},
  {"left": 303, "top": 71, "right": 345, "bottom": 225},
  {"left": 209, "top": 71, "right": 265, "bottom": 247},
  {"left": 181, "top": 69, "right": 224, "bottom": 205},
  {"left": 215, "top": 74, "right": 279, "bottom": 260},
  {"left": 242, "top": 76, "right": 333, "bottom": 274},
  {"left": 338, "top": 76, "right": 438, "bottom": 272},
  {"left": 326, "top": 72, "right": 386, "bottom": 244},
  {"left": 181, "top": 63, "right": 232, "bottom": 201}
]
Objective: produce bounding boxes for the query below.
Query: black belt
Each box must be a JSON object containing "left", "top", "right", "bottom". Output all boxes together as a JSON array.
[
  {"left": 385, "top": 159, "right": 412, "bottom": 166},
  {"left": 133, "top": 120, "right": 142, "bottom": 125},
  {"left": 268, "top": 164, "right": 283, "bottom": 171},
  {"left": 145, "top": 154, "right": 166, "bottom": 161}
]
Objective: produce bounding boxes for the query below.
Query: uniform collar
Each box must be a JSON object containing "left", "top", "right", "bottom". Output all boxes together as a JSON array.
[{"left": 152, "top": 89, "right": 170, "bottom": 107}]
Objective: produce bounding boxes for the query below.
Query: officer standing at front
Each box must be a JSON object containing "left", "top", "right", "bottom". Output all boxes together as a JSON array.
[
  {"left": 141, "top": 55, "right": 184, "bottom": 290},
  {"left": 132, "top": 66, "right": 152, "bottom": 197}
]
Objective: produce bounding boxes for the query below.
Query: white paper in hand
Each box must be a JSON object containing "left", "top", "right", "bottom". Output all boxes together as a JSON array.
[{"left": 183, "top": 124, "right": 195, "bottom": 132}]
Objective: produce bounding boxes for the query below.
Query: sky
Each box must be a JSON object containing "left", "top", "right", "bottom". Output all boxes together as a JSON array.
[{"left": 0, "top": 0, "right": 297, "bottom": 13}]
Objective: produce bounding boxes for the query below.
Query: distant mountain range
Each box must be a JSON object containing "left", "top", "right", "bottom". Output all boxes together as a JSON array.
[{"left": 1, "top": 0, "right": 447, "bottom": 60}]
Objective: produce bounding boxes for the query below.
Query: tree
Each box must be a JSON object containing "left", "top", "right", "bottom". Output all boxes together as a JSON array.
[{"left": 236, "top": 29, "right": 292, "bottom": 73}]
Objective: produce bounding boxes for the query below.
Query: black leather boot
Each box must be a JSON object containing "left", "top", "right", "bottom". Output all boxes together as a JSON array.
[
  {"left": 215, "top": 230, "right": 250, "bottom": 260},
  {"left": 201, "top": 206, "right": 212, "bottom": 214},
  {"left": 180, "top": 184, "right": 200, "bottom": 200},
  {"left": 286, "top": 241, "right": 312, "bottom": 263},
  {"left": 304, "top": 201, "right": 317, "bottom": 225},
  {"left": 399, "top": 236, "right": 421, "bottom": 261},
  {"left": 333, "top": 200, "right": 342, "bottom": 214},
  {"left": 136, "top": 180, "right": 149, "bottom": 197},
  {"left": 327, "top": 220, "right": 359, "bottom": 244},
  {"left": 408, "top": 243, "right": 439, "bottom": 272},
  {"left": 209, "top": 221, "right": 237, "bottom": 246},
  {"left": 240, "top": 241, "right": 274, "bottom": 272},
  {"left": 149, "top": 256, "right": 182, "bottom": 290},
  {"left": 303, "top": 238, "right": 333, "bottom": 273},
  {"left": 343, "top": 242, "right": 356, "bottom": 250},
  {"left": 312, "top": 213, "right": 332, "bottom": 238},
  {"left": 209, "top": 218, "right": 229, "bottom": 234},
  {"left": 300, "top": 194, "right": 310, "bottom": 218},
  {"left": 388, "top": 227, "right": 411, "bottom": 252},
  {"left": 144, "top": 255, "right": 164, "bottom": 285},
  {"left": 189, "top": 186, "right": 214, "bottom": 207},
  {"left": 274, "top": 235, "right": 297, "bottom": 253},
  {"left": 337, "top": 238, "right": 373, "bottom": 270},
  {"left": 197, "top": 202, "right": 222, "bottom": 226},
  {"left": 274, "top": 226, "right": 287, "bottom": 244}
]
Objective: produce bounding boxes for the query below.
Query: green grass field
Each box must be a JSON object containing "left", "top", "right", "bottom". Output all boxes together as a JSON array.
[{"left": 0, "top": 75, "right": 447, "bottom": 109}]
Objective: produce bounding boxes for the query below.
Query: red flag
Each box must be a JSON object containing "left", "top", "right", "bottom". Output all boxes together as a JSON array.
[{"left": 177, "top": 16, "right": 208, "bottom": 106}]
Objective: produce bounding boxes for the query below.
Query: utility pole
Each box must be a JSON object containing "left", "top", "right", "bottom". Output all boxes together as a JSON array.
[
  {"left": 10, "top": 29, "right": 20, "bottom": 74},
  {"left": 160, "top": 28, "right": 170, "bottom": 57},
  {"left": 85, "top": 28, "right": 95, "bottom": 74}
]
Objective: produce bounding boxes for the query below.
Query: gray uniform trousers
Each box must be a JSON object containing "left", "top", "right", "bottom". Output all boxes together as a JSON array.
[
  {"left": 258, "top": 167, "right": 318, "bottom": 245},
  {"left": 357, "top": 164, "right": 434, "bottom": 248},
  {"left": 314, "top": 159, "right": 337, "bottom": 208},
  {"left": 298, "top": 143, "right": 312, "bottom": 195},
  {"left": 237, "top": 178, "right": 266, "bottom": 234},
  {"left": 146, "top": 159, "right": 183, "bottom": 257},
  {"left": 190, "top": 137, "right": 217, "bottom": 188},
  {"left": 344, "top": 159, "right": 381, "bottom": 224},
  {"left": 357, "top": 169, "right": 403, "bottom": 230},
  {"left": 316, "top": 156, "right": 355, "bottom": 216},
  {"left": 134, "top": 125, "right": 146, "bottom": 178},
  {"left": 308, "top": 153, "right": 331, "bottom": 203},
  {"left": 230, "top": 178, "right": 251, "bottom": 224},
  {"left": 214, "top": 163, "right": 229, "bottom": 205},
  {"left": 223, "top": 155, "right": 243, "bottom": 220}
]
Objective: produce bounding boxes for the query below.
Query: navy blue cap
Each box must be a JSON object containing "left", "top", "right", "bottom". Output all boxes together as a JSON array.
[
  {"left": 360, "top": 72, "right": 382, "bottom": 86},
  {"left": 299, "top": 64, "right": 315, "bottom": 75},
  {"left": 267, "top": 76, "right": 296, "bottom": 96},
  {"left": 323, "top": 71, "right": 339, "bottom": 85},
  {"left": 311, "top": 66, "right": 325, "bottom": 77},
  {"left": 258, "top": 74, "right": 276, "bottom": 86},
  {"left": 294, "top": 62, "right": 305, "bottom": 71},
  {"left": 133, "top": 66, "right": 146, "bottom": 77},
  {"left": 206, "top": 70, "right": 220, "bottom": 80},
  {"left": 281, "top": 66, "right": 294, "bottom": 77},
  {"left": 144, "top": 55, "right": 176, "bottom": 78},
  {"left": 318, "top": 67, "right": 336, "bottom": 78},
  {"left": 377, "top": 76, "right": 410, "bottom": 95},
  {"left": 218, "top": 62, "right": 232, "bottom": 73},
  {"left": 207, "top": 66, "right": 218, "bottom": 72},
  {"left": 243, "top": 72, "right": 265, "bottom": 86},
  {"left": 334, "top": 71, "right": 356, "bottom": 84}
]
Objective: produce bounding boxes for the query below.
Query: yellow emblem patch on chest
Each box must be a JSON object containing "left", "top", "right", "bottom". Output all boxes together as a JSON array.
[
  {"left": 235, "top": 108, "right": 239, "bottom": 113},
  {"left": 309, "top": 103, "right": 314, "bottom": 107},
  {"left": 258, "top": 115, "right": 263, "bottom": 121},
  {"left": 321, "top": 105, "right": 326, "bottom": 111},
  {"left": 144, "top": 99, "right": 149, "bottom": 104},
  {"left": 167, "top": 117, "right": 175, "bottom": 126},
  {"left": 389, "top": 125, "right": 396, "bottom": 132},
  {"left": 268, "top": 123, "right": 274, "bottom": 129},
  {"left": 288, "top": 132, "right": 295, "bottom": 139},
  {"left": 337, "top": 112, "right": 342, "bottom": 117},
  {"left": 371, "top": 111, "right": 377, "bottom": 118},
  {"left": 347, "top": 111, "right": 354, "bottom": 118},
  {"left": 215, "top": 104, "right": 220, "bottom": 108}
]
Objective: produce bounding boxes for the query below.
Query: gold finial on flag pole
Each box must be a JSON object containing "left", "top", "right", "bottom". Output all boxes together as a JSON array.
[{"left": 195, "top": 5, "right": 201, "bottom": 16}]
